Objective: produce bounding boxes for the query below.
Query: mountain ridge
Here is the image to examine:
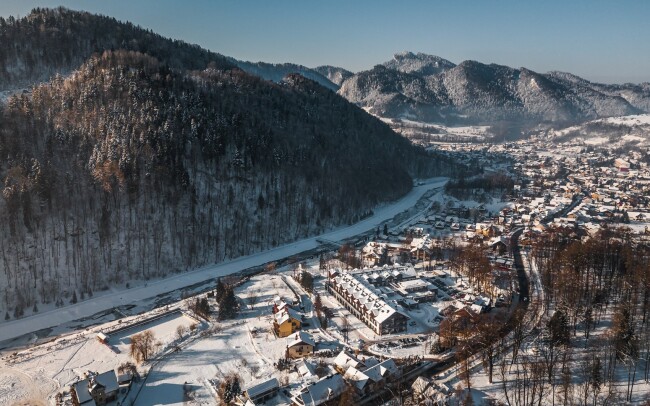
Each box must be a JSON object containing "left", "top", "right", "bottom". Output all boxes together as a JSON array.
[
  {"left": 338, "top": 52, "right": 650, "bottom": 126},
  {"left": 0, "top": 6, "right": 236, "bottom": 92}
]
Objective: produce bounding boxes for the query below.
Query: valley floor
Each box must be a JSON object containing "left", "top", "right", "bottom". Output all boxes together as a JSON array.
[{"left": 0, "top": 179, "right": 446, "bottom": 345}]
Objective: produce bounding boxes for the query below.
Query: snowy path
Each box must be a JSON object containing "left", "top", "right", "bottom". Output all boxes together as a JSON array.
[{"left": 0, "top": 178, "right": 447, "bottom": 343}]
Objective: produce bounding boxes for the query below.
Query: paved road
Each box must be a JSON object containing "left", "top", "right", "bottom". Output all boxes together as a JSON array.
[{"left": 0, "top": 178, "right": 447, "bottom": 343}]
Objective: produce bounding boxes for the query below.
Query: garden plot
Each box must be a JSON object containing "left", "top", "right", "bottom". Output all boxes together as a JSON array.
[{"left": 109, "top": 311, "right": 197, "bottom": 353}]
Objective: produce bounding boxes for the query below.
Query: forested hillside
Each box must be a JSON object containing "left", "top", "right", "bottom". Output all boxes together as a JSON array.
[
  {"left": 0, "top": 9, "right": 459, "bottom": 317},
  {"left": 0, "top": 7, "right": 234, "bottom": 91}
]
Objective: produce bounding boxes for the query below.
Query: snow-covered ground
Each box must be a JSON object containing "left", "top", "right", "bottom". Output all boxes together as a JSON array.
[
  {"left": 548, "top": 114, "right": 650, "bottom": 147},
  {"left": 376, "top": 116, "right": 491, "bottom": 144},
  {"left": 1, "top": 176, "right": 527, "bottom": 405},
  {"left": 110, "top": 312, "right": 196, "bottom": 354},
  {"left": 0, "top": 304, "right": 201, "bottom": 406},
  {"left": 0, "top": 178, "right": 448, "bottom": 345},
  {"left": 135, "top": 274, "right": 317, "bottom": 405},
  {"left": 1, "top": 272, "right": 307, "bottom": 405},
  {"left": 436, "top": 249, "right": 650, "bottom": 405}
]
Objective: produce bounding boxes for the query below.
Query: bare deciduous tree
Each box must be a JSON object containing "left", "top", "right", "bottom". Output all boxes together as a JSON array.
[{"left": 130, "top": 330, "right": 158, "bottom": 363}]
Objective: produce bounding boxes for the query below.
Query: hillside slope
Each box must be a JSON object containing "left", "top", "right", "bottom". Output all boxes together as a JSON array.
[
  {"left": 0, "top": 7, "right": 235, "bottom": 91},
  {"left": 0, "top": 9, "right": 459, "bottom": 317}
]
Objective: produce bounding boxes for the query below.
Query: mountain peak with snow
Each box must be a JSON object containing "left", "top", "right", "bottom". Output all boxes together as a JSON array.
[
  {"left": 383, "top": 51, "right": 456, "bottom": 76},
  {"left": 339, "top": 52, "right": 650, "bottom": 126}
]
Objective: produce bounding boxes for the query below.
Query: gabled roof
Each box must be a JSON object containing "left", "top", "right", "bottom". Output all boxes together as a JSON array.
[
  {"left": 343, "top": 366, "right": 370, "bottom": 390},
  {"left": 72, "top": 380, "right": 94, "bottom": 404},
  {"left": 363, "top": 359, "right": 399, "bottom": 382},
  {"left": 332, "top": 272, "right": 407, "bottom": 324},
  {"left": 293, "top": 374, "right": 346, "bottom": 406},
  {"left": 287, "top": 331, "right": 315, "bottom": 348},
  {"left": 297, "top": 359, "right": 317, "bottom": 377},
  {"left": 333, "top": 350, "right": 363, "bottom": 370},
  {"left": 73, "top": 370, "right": 118, "bottom": 405},
  {"left": 362, "top": 357, "right": 380, "bottom": 369},
  {"left": 275, "top": 307, "right": 301, "bottom": 325},
  {"left": 95, "top": 370, "right": 118, "bottom": 393},
  {"left": 245, "top": 377, "right": 279, "bottom": 400}
]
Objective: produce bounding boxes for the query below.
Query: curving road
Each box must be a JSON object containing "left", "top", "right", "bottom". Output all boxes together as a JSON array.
[{"left": 0, "top": 178, "right": 447, "bottom": 344}]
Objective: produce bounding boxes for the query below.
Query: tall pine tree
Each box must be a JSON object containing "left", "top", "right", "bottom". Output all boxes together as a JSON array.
[{"left": 217, "top": 285, "right": 239, "bottom": 321}]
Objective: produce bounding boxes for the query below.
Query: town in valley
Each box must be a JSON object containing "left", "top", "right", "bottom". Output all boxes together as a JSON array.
[
  {"left": 1, "top": 3, "right": 649, "bottom": 406},
  {"left": 4, "top": 114, "right": 650, "bottom": 405}
]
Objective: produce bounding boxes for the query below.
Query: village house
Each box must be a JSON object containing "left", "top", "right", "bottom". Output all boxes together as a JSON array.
[
  {"left": 286, "top": 331, "right": 315, "bottom": 358},
  {"left": 291, "top": 374, "right": 346, "bottom": 406},
  {"left": 333, "top": 350, "right": 380, "bottom": 374},
  {"left": 333, "top": 350, "right": 365, "bottom": 373},
  {"left": 343, "top": 358, "right": 400, "bottom": 396},
  {"left": 242, "top": 378, "right": 279, "bottom": 405},
  {"left": 296, "top": 359, "right": 318, "bottom": 379},
  {"left": 72, "top": 370, "right": 119, "bottom": 406},
  {"left": 273, "top": 306, "right": 302, "bottom": 338}
]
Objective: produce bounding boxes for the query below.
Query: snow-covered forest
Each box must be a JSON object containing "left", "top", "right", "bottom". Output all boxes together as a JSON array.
[{"left": 0, "top": 10, "right": 463, "bottom": 319}]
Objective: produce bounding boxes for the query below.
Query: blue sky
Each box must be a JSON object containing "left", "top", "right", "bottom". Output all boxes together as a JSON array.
[{"left": 1, "top": 0, "right": 649, "bottom": 84}]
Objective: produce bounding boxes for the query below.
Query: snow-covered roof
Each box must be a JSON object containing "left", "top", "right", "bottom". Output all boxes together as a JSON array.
[
  {"left": 343, "top": 366, "right": 370, "bottom": 390},
  {"left": 363, "top": 357, "right": 380, "bottom": 368},
  {"left": 287, "top": 331, "right": 315, "bottom": 348},
  {"left": 275, "top": 307, "right": 301, "bottom": 325},
  {"left": 332, "top": 269, "right": 410, "bottom": 324},
  {"left": 72, "top": 380, "right": 94, "bottom": 404},
  {"left": 293, "top": 374, "right": 346, "bottom": 406},
  {"left": 334, "top": 350, "right": 363, "bottom": 370},
  {"left": 73, "top": 370, "right": 118, "bottom": 405},
  {"left": 297, "top": 360, "right": 317, "bottom": 377},
  {"left": 245, "top": 377, "right": 279, "bottom": 400},
  {"left": 364, "top": 359, "right": 399, "bottom": 382}
]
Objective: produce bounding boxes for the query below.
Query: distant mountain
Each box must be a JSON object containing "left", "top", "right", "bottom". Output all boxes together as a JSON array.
[
  {"left": 0, "top": 8, "right": 460, "bottom": 316},
  {"left": 382, "top": 51, "right": 455, "bottom": 76},
  {"left": 226, "top": 58, "right": 340, "bottom": 91},
  {"left": 339, "top": 52, "right": 650, "bottom": 126},
  {"left": 313, "top": 65, "right": 354, "bottom": 87},
  {"left": 339, "top": 64, "right": 450, "bottom": 123}
]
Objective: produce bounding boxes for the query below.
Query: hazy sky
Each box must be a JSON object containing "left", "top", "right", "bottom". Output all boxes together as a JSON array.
[{"left": 1, "top": 0, "right": 649, "bottom": 84}]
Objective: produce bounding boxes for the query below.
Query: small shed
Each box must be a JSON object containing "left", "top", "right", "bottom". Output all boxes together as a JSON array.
[{"left": 96, "top": 332, "right": 109, "bottom": 344}]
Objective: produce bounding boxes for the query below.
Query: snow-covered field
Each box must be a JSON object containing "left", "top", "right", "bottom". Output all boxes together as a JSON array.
[
  {"left": 378, "top": 116, "right": 491, "bottom": 143},
  {"left": 0, "top": 178, "right": 448, "bottom": 345},
  {"left": 548, "top": 114, "right": 650, "bottom": 147},
  {"left": 109, "top": 311, "right": 196, "bottom": 354},
  {"left": 135, "top": 274, "right": 309, "bottom": 405},
  {"left": 0, "top": 271, "right": 306, "bottom": 405},
  {"left": 0, "top": 301, "right": 206, "bottom": 406},
  {"left": 364, "top": 114, "right": 492, "bottom": 143},
  {"left": 1, "top": 178, "right": 529, "bottom": 405}
]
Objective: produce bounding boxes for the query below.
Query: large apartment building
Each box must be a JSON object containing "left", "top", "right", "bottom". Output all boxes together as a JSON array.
[{"left": 327, "top": 269, "right": 408, "bottom": 335}]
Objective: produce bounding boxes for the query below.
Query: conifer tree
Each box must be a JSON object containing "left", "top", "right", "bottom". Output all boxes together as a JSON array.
[{"left": 218, "top": 285, "right": 239, "bottom": 321}]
